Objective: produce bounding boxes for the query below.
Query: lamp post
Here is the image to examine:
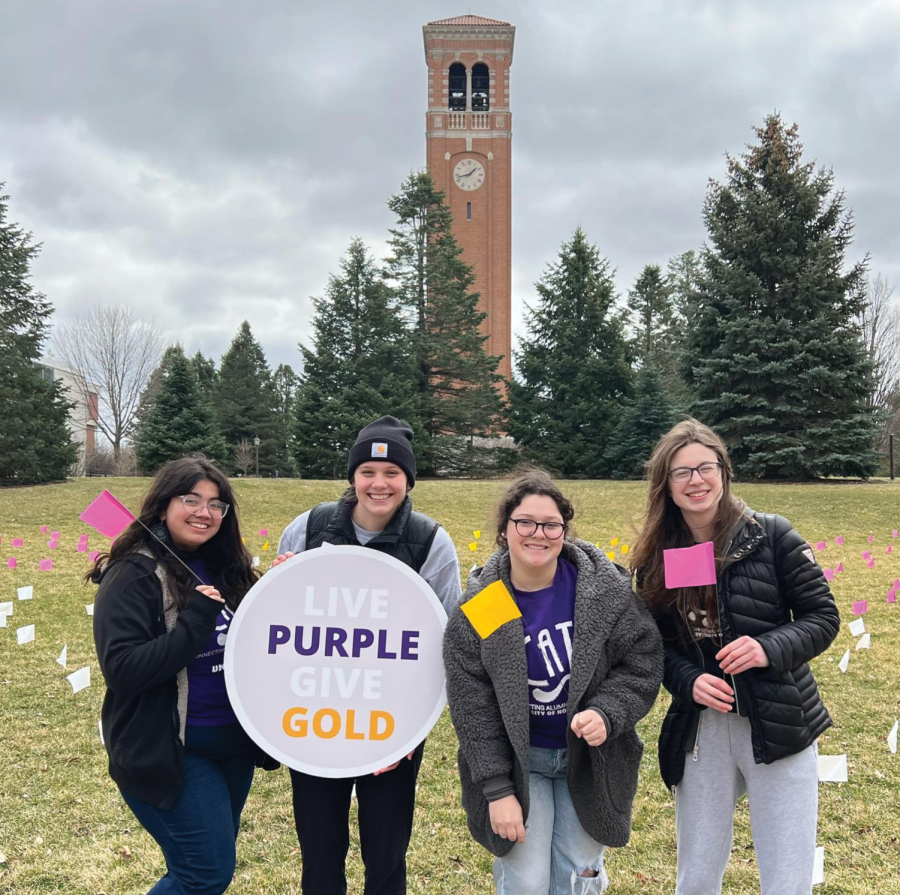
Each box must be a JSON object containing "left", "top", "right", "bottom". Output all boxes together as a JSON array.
[{"left": 253, "top": 435, "right": 260, "bottom": 478}]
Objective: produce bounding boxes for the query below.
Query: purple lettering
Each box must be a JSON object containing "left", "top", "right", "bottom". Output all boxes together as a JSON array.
[
  {"left": 294, "top": 626, "right": 321, "bottom": 656},
  {"left": 325, "top": 627, "right": 349, "bottom": 658},
  {"left": 268, "top": 625, "right": 290, "bottom": 654},
  {"left": 400, "top": 630, "right": 420, "bottom": 660},
  {"left": 377, "top": 628, "right": 397, "bottom": 659},
  {"left": 352, "top": 628, "right": 375, "bottom": 657}
]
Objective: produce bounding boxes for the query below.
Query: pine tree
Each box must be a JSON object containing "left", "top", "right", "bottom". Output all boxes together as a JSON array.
[
  {"left": 294, "top": 239, "right": 419, "bottom": 478},
  {"left": 509, "top": 228, "right": 632, "bottom": 477},
  {"left": 135, "top": 346, "right": 227, "bottom": 474},
  {"left": 0, "top": 186, "right": 76, "bottom": 483},
  {"left": 385, "top": 172, "right": 503, "bottom": 475},
  {"left": 605, "top": 367, "right": 676, "bottom": 479},
  {"left": 271, "top": 363, "right": 298, "bottom": 477},
  {"left": 217, "top": 321, "right": 290, "bottom": 476},
  {"left": 683, "top": 114, "right": 879, "bottom": 478}
]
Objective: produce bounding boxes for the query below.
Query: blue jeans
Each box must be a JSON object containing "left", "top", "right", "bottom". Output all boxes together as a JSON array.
[
  {"left": 121, "top": 724, "right": 257, "bottom": 895},
  {"left": 493, "top": 747, "right": 608, "bottom": 895}
]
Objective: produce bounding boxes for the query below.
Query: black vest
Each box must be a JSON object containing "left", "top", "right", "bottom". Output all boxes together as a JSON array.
[{"left": 305, "top": 497, "right": 439, "bottom": 573}]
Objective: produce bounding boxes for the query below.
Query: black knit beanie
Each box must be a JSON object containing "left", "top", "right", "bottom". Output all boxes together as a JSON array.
[{"left": 347, "top": 416, "right": 417, "bottom": 488}]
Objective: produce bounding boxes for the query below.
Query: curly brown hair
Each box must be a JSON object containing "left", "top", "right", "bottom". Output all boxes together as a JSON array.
[{"left": 494, "top": 468, "right": 576, "bottom": 548}]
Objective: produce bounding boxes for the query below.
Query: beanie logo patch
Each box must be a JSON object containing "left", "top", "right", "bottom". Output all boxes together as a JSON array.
[{"left": 371, "top": 442, "right": 388, "bottom": 458}]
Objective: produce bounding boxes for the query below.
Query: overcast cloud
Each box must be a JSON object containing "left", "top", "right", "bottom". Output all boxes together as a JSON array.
[{"left": 1, "top": 0, "right": 897, "bottom": 371}]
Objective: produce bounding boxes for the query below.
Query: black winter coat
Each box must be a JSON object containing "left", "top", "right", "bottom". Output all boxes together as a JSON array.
[{"left": 654, "top": 509, "right": 839, "bottom": 790}]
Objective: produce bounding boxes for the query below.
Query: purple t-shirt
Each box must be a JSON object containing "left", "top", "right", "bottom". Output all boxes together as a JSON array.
[
  {"left": 514, "top": 558, "right": 578, "bottom": 749},
  {"left": 185, "top": 558, "right": 238, "bottom": 727}
]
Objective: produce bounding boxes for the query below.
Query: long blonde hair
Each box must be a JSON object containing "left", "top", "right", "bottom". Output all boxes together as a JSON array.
[{"left": 631, "top": 418, "right": 745, "bottom": 631}]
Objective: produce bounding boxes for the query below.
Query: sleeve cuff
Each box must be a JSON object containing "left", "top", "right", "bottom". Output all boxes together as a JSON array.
[
  {"left": 586, "top": 707, "right": 613, "bottom": 739},
  {"left": 481, "top": 774, "right": 516, "bottom": 802}
]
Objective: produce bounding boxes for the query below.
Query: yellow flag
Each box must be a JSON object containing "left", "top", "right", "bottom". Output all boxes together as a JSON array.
[
  {"left": 621, "top": 544, "right": 630, "bottom": 555},
  {"left": 261, "top": 540, "right": 269, "bottom": 551},
  {"left": 473, "top": 529, "right": 481, "bottom": 538},
  {"left": 610, "top": 537, "right": 619, "bottom": 547},
  {"left": 606, "top": 552, "right": 615, "bottom": 562},
  {"left": 461, "top": 580, "right": 521, "bottom": 639},
  {"left": 468, "top": 541, "right": 478, "bottom": 551},
  {"left": 241, "top": 537, "right": 246, "bottom": 544}
]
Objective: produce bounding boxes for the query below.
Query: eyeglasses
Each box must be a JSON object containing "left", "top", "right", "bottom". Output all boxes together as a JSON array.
[
  {"left": 667, "top": 462, "right": 723, "bottom": 484},
  {"left": 179, "top": 495, "right": 230, "bottom": 518},
  {"left": 509, "top": 518, "right": 567, "bottom": 539}
]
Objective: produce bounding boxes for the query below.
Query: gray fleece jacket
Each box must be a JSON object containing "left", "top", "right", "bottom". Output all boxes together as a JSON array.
[{"left": 443, "top": 539, "right": 664, "bottom": 856}]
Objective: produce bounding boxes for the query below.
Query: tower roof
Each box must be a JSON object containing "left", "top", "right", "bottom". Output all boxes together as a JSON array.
[{"left": 426, "top": 15, "right": 511, "bottom": 27}]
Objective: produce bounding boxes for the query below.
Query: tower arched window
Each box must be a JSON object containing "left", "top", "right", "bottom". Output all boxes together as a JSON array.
[
  {"left": 449, "top": 63, "right": 466, "bottom": 111},
  {"left": 472, "top": 63, "right": 489, "bottom": 112}
]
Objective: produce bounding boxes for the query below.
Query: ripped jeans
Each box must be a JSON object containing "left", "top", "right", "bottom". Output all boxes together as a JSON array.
[{"left": 493, "top": 746, "right": 608, "bottom": 895}]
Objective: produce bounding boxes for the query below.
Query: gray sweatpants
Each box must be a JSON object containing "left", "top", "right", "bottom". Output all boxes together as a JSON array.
[{"left": 674, "top": 710, "right": 818, "bottom": 895}]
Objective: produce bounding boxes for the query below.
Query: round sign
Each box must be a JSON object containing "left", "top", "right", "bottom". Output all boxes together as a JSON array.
[{"left": 224, "top": 545, "right": 448, "bottom": 777}]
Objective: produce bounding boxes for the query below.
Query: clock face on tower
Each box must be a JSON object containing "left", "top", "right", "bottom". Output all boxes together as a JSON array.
[{"left": 453, "top": 158, "right": 485, "bottom": 191}]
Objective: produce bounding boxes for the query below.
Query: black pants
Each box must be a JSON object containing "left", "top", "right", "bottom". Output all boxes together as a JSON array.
[{"left": 290, "top": 742, "right": 425, "bottom": 895}]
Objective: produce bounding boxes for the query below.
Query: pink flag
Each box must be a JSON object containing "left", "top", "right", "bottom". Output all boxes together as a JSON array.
[
  {"left": 893, "top": 578, "right": 899, "bottom": 589},
  {"left": 664, "top": 542, "right": 717, "bottom": 589},
  {"left": 862, "top": 550, "right": 871, "bottom": 560},
  {"left": 7, "top": 557, "right": 16, "bottom": 570},
  {"left": 78, "top": 533, "right": 89, "bottom": 544},
  {"left": 76, "top": 542, "right": 87, "bottom": 553},
  {"left": 79, "top": 491, "right": 136, "bottom": 539},
  {"left": 869, "top": 535, "right": 875, "bottom": 543},
  {"left": 887, "top": 590, "right": 896, "bottom": 604},
  {"left": 11, "top": 538, "right": 23, "bottom": 547},
  {"left": 259, "top": 529, "right": 268, "bottom": 537},
  {"left": 888, "top": 545, "right": 894, "bottom": 555},
  {"left": 815, "top": 541, "right": 826, "bottom": 551},
  {"left": 852, "top": 600, "right": 868, "bottom": 615},
  {"left": 823, "top": 568, "right": 835, "bottom": 581},
  {"left": 867, "top": 559, "right": 876, "bottom": 568},
  {"left": 835, "top": 535, "right": 845, "bottom": 546},
  {"left": 837, "top": 562, "right": 844, "bottom": 573},
  {"left": 40, "top": 525, "right": 47, "bottom": 534},
  {"left": 894, "top": 530, "right": 899, "bottom": 538},
  {"left": 48, "top": 539, "right": 59, "bottom": 550},
  {"left": 50, "top": 530, "right": 60, "bottom": 539},
  {"left": 39, "top": 559, "right": 53, "bottom": 572},
  {"left": 88, "top": 550, "right": 100, "bottom": 562}
]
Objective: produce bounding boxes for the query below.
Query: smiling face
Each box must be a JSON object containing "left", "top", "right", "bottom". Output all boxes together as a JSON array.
[
  {"left": 667, "top": 442, "right": 724, "bottom": 526},
  {"left": 161, "top": 478, "right": 223, "bottom": 551},
  {"left": 504, "top": 493, "right": 566, "bottom": 581},
  {"left": 351, "top": 462, "right": 408, "bottom": 531}
]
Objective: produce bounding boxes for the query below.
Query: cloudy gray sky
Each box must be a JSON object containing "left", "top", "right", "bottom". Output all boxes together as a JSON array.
[{"left": 2, "top": 0, "right": 898, "bottom": 371}]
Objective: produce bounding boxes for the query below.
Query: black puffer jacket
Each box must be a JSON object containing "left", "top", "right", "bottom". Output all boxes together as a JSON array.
[{"left": 654, "top": 509, "right": 839, "bottom": 790}]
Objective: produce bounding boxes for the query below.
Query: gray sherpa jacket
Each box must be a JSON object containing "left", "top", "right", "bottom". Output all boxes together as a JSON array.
[{"left": 443, "top": 539, "right": 664, "bottom": 856}]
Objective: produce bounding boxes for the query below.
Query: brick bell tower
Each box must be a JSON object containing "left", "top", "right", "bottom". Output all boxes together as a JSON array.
[{"left": 422, "top": 15, "right": 515, "bottom": 384}]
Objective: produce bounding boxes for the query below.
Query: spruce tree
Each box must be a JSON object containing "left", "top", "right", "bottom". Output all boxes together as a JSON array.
[
  {"left": 385, "top": 172, "right": 503, "bottom": 475},
  {"left": 605, "top": 367, "right": 675, "bottom": 479},
  {"left": 684, "top": 114, "right": 878, "bottom": 478},
  {"left": 271, "top": 363, "right": 297, "bottom": 477},
  {"left": 294, "top": 239, "right": 419, "bottom": 478},
  {"left": 0, "top": 187, "right": 76, "bottom": 483},
  {"left": 509, "top": 228, "right": 632, "bottom": 477},
  {"left": 135, "top": 347, "right": 227, "bottom": 474},
  {"left": 217, "top": 321, "right": 290, "bottom": 476}
]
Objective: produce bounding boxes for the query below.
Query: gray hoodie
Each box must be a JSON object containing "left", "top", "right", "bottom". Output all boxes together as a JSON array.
[{"left": 443, "top": 539, "right": 664, "bottom": 856}]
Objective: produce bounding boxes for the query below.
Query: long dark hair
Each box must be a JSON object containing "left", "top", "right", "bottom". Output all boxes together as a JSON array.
[
  {"left": 86, "top": 456, "right": 259, "bottom": 611},
  {"left": 494, "top": 468, "right": 577, "bottom": 548},
  {"left": 630, "top": 419, "right": 745, "bottom": 632}
]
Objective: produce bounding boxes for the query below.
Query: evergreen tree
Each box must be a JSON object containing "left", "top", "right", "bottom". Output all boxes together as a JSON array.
[
  {"left": 132, "top": 345, "right": 181, "bottom": 448},
  {"left": 294, "top": 239, "right": 419, "bottom": 478},
  {"left": 605, "top": 367, "right": 676, "bottom": 478},
  {"left": 509, "top": 228, "right": 632, "bottom": 477},
  {"left": 271, "top": 363, "right": 298, "bottom": 477},
  {"left": 385, "top": 172, "right": 503, "bottom": 475},
  {"left": 0, "top": 186, "right": 76, "bottom": 483},
  {"left": 135, "top": 346, "right": 227, "bottom": 474},
  {"left": 217, "top": 321, "right": 290, "bottom": 476},
  {"left": 683, "top": 114, "right": 878, "bottom": 478},
  {"left": 190, "top": 351, "right": 218, "bottom": 410}
]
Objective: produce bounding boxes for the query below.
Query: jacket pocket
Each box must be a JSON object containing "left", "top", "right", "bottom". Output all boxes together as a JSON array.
[{"left": 598, "top": 731, "right": 644, "bottom": 815}]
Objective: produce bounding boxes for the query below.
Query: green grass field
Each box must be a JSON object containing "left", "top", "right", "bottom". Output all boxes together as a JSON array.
[{"left": 1, "top": 477, "right": 898, "bottom": 894}]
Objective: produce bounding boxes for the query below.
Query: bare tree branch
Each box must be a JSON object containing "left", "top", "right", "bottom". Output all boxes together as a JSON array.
[
  {"left": 53, "top": 306, "right": 164, "bottom": 457},
  {"left": 856, "top": 273, "right": 900, "bottom": 411},
  {"left": 233, "top": 438, "right": 256, "bottom": 477}
]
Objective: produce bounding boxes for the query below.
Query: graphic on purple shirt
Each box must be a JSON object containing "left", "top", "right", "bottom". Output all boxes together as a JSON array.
[
  {"left": 185, "top": 558, "right": 238, "bottom": 726},
  {"left": 514, "top": 558, "right": 578, "bottom": 749}
]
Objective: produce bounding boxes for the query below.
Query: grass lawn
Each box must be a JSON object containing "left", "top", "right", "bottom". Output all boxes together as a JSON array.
[{"left": 1, "top": 477, "right": 898, "bottom": 894}]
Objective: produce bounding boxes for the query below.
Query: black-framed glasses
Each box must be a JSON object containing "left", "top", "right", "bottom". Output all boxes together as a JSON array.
[
  {"left": 667, "top": 462, "right": 723, "bottom": 484},
  {"left": 179, "top": 495, "right": 230, "bottom": 518},
  {"left": 509, "top": 518, "right": 567, "bottom": 539}
]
